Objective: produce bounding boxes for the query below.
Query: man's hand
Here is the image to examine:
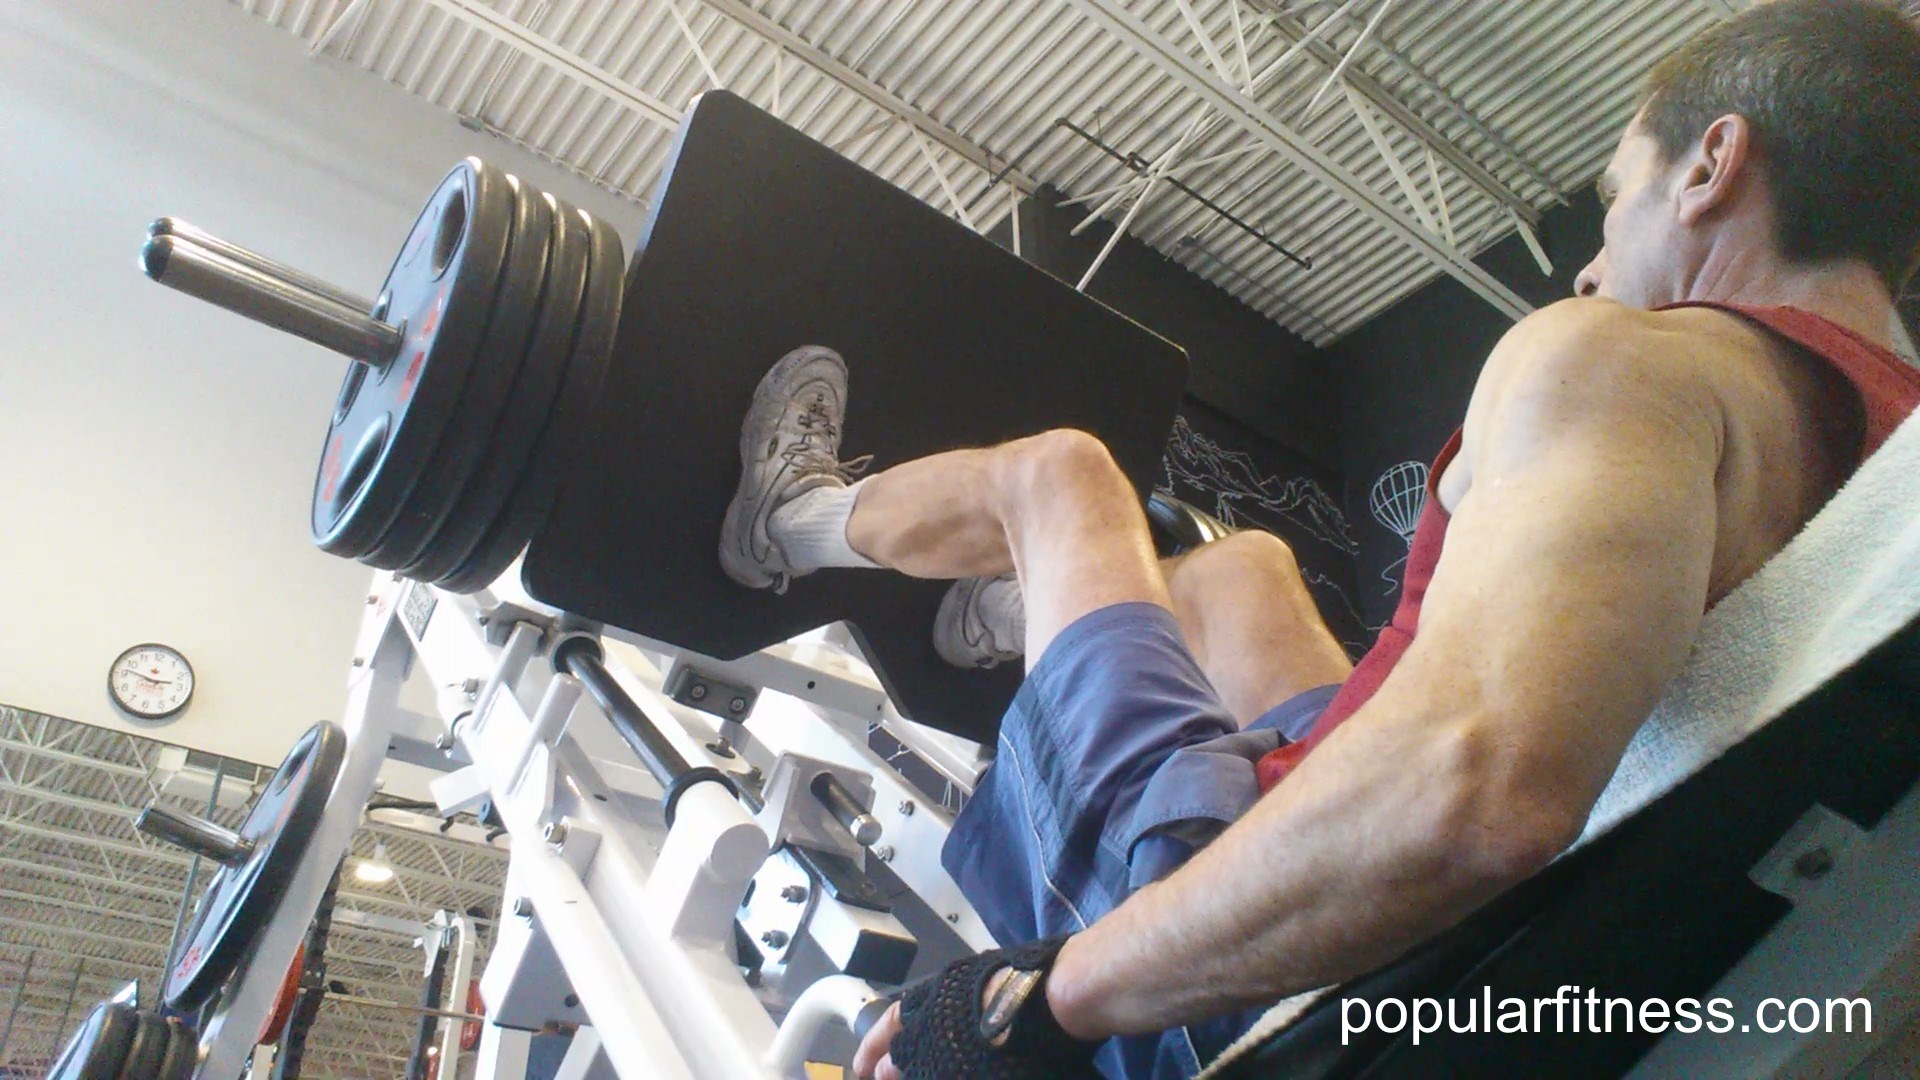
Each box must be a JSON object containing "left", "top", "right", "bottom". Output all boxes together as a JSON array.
[
  {"left": 852, "top": 998, "right": 906, "bottom": 1080},
  {"left": 850, "top": 937, "right": 1101, "bottom": 1079}
]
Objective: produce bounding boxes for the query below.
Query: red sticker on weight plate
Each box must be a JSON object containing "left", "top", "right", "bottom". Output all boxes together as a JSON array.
[
  {"left": 400, "top": 351, "right": 427, "bottom": 399},
  {"left": 320, "top": 432, "right": 344, "bottom": 501}
]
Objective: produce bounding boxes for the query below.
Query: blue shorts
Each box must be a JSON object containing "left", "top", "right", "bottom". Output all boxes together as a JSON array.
[{"left": 941, "top": 602, "right": 1338, "bottom": 1079}]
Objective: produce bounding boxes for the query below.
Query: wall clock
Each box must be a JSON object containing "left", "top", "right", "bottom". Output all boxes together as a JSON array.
[{"left": 108, "top": 643, "right": 195, "bottom": 720}]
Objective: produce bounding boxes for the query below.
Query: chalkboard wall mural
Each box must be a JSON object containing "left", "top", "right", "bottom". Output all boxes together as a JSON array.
[{"left": 1160, "top": 400, "right": 1371, "bottom": 655}]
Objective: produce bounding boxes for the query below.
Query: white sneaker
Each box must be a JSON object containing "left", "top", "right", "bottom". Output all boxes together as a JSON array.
[
  {"left": 719, "top": 346, "right": 869, "bottom": 592},
  {"left": 933, "top": 573, "right": 1024, "bottom": 669}
]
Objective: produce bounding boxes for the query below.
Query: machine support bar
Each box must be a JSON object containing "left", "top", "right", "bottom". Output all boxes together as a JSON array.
[{"left": 554, "top": 638, "right": 737, "bottom": 824}]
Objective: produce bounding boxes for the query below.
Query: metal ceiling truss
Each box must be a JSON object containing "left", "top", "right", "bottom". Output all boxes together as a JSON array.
[{"left": 1062, "top": 0, "right": 1534, "bottom": 319}]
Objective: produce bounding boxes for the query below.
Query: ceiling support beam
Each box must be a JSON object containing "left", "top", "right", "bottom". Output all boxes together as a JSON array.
[
  {"left": 1064, "top": 0, "right": 1534, "bottom": 322},
  {"left": 418, "top": 0, "right": 682, "bottom": 129},
  {"left": 695, "top": 0, "right": 1040, "bottom": 199},
  {"left": 1255, "top": 0, "right": 1562, "bottom": 208}
]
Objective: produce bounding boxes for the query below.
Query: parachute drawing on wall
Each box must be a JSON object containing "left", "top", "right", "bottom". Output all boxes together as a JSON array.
[
  {"left": 1161, "top": 416, "right": 1359, "bottom": 553},
  {"left": 1369, "top": 460, "right": 1429, "bottom": 590}
]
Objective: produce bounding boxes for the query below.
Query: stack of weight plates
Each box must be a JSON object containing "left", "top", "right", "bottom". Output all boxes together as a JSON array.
[{"left": 308, "top": 158, "right": 624, "bottom": 592}]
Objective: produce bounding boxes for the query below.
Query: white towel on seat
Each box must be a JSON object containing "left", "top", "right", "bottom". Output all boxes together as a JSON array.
[{"left": 1200, "top": 410, "right": 1920, "bottom": 1077}]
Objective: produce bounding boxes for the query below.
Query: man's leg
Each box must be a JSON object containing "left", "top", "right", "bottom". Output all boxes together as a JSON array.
[
  {"left": 829, "top": 426, "right": 1351, "bottom": 709},
  {"left": 1161, "top": 533, "right": 1355, "bottom": 725},
  {"left": 841, "top": 429, "right": 1170, "bottom": 664},
  {"left": 931, "top": 535, "right": 1354, "bottom": 726}
]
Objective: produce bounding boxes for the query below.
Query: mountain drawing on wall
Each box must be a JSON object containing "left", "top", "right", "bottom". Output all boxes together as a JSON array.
[
  {"left": 1161, "top": 415, "right": 1359, "bottom": 553},
  {"left": 1158, "top": 411, "right": 1374, "bottom": 651}
]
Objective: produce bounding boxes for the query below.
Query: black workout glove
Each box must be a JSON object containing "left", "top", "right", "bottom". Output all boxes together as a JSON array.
[{"left": 889, "top": 934, "right": 1103, "bottom": 1079}]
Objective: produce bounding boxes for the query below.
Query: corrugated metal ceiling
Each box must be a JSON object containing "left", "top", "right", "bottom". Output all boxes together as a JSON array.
[{"left": 231, "top": 0, "right": 1729, "bottom": 343}]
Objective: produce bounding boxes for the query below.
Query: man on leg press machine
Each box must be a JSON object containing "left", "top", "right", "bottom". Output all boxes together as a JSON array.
[
  {"left": 708, "top": 4, "right": 1920, "bottom": 1075},
  {"left": 107, "top": 3, "right": 1920, "bottom": 1077}
]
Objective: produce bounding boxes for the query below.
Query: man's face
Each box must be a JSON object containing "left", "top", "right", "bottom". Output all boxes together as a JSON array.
[{"left": 1574, "top": 119, "right": 1685, "bottom": 308}]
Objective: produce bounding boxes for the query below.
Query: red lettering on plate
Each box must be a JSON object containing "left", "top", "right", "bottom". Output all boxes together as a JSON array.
[
  {"left": 400, "top": 350, "right": 427, "bottom": 400},
  {"left": 320, "top": 432, "right": 344, "bottom": 501}
]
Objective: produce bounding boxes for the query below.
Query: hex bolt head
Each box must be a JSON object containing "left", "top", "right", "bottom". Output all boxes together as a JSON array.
[
  {"left": 779, "top": 884, "right": 808, "bottom": 904},
  {"left": 760, "top": 929, "right": 789, "bottom": 949},
  {"left": 512, "top": 897, "right": 533, "bottom": 919},
  {"left": 460, "top": 677, "right": 482, "bottom": 699},
  {"left": 729, "top": 697, "right": 748, "bottom": 714},
  {"left": 897, "top": 800, "right": 916, "bottom": 816},
  {"left": 435, "top": 733, "right": 456, "bottom": 752},
  {"left": 1793, "top": 846, "right": 1834, "bottom": 880},
  {"left": 544, "top": 821, "right": 568, "bottom": 849},
  {"left": 689, "top": 683, "right": 708, "bottom": 701},
  {"left": 873, "top": 845, "right": 895, "bottom": 863},
  {"left": 946, "top": 913, "right": 960, "bottom": 924}
]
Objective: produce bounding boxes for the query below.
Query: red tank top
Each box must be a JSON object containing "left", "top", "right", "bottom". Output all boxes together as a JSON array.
[{"left": 1254, "top": 303, "right": 1920, "bottom": 792}]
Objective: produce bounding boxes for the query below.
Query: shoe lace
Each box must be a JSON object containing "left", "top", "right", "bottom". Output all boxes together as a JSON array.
[{"left": 783, "top": 392, "right": 873, "bottom": 482}]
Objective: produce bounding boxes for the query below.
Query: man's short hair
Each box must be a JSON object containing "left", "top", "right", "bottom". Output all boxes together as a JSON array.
[{"left": 1638, "top": 0, "right": 1920, "bottom": 292}]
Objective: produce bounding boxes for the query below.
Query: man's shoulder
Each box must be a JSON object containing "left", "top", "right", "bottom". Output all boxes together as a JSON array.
[
  {"left": 1473, "top": 299, "right": 1743, "bottom": 430},
  {"left": 1495, "top": 298, "right": 1761, "bottom": 384}
]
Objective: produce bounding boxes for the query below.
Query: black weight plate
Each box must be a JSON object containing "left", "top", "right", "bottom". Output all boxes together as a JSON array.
[
  {"left": 365, "top": 169, "right": 555, "bottom": 570},
  {"left": 156, "top": 1017, "right": 198, "bottom": 1080},
  {"left": 439, "top": 204, "right": 625, "bottom": 593},
  {"left": 47, "top": 1002, "right": 137, "bottom": 1080},
  {"left": 311, "top": 158, "right": 513, "bottom": 557},
  {"left": 116, "top": 1011, "right": 169, "bottom": 1080},
  {"left": 164, "top": 722, "right": 347, "bottom": 1011},
  {"left": 403, "top": 188, "right": 590, "bottom": 583}
]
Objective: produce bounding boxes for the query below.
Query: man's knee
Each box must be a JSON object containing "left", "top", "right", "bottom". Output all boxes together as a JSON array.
[
  {"left": 1170, "top": 530, "right": 1300, "bottom": 598},
  {"left": 998, "top": 428, "right": 1128, "bottom": 503}
]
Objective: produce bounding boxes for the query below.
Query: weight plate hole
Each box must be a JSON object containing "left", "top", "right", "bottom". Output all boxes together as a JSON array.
[
  {"left": 333, "top": 362, "right": 369, "bottom": 425},
  {"left": 433, "top": 188, "right": 468, "bottom": 277},
  {"left": 335, "top": 414, "right": 390, "bottom": 513}
]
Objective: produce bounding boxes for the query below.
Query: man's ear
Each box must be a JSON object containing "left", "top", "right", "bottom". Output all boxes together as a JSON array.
[{"left": 1675, "top": 114, "right": 1753, "bottom": 226}]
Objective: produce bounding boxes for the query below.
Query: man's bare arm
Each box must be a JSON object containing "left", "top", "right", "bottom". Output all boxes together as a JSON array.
[{"left": 1044, "top": 300, "right": 1729, "bottom": 1037}]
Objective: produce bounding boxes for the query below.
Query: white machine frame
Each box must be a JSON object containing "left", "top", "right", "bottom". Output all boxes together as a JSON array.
[{"left": 194, "top": 566, "right": 999, "bottom": 1079}]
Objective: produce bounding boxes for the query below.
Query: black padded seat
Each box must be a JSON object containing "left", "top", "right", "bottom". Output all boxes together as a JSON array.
[{"left": 1212, "top": 613, "right": 1920, "bottom": 1078}]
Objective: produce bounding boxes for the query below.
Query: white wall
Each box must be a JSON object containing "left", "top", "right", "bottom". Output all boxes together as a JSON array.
[{"left": 0, "top": 0, "right": 641, "bottom": 765}]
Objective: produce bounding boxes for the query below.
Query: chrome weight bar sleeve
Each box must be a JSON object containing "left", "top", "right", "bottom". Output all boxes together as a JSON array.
[
  {"left": 150, "top": 217, "right": 375, "bottom": 314},
  {"left": 137, "top": 804, "right": 253, "bottom": 867},
  {"left": 141, "top": 233, "right": 401, "bottom": 367}
]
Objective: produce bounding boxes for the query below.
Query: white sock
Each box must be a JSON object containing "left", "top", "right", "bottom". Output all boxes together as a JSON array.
[
  {"left": 768, "top": 477, "right": 881, "bottom": 572},
  {"left": 978, "top": 574, "right": 1026, "bottom": 650}
]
